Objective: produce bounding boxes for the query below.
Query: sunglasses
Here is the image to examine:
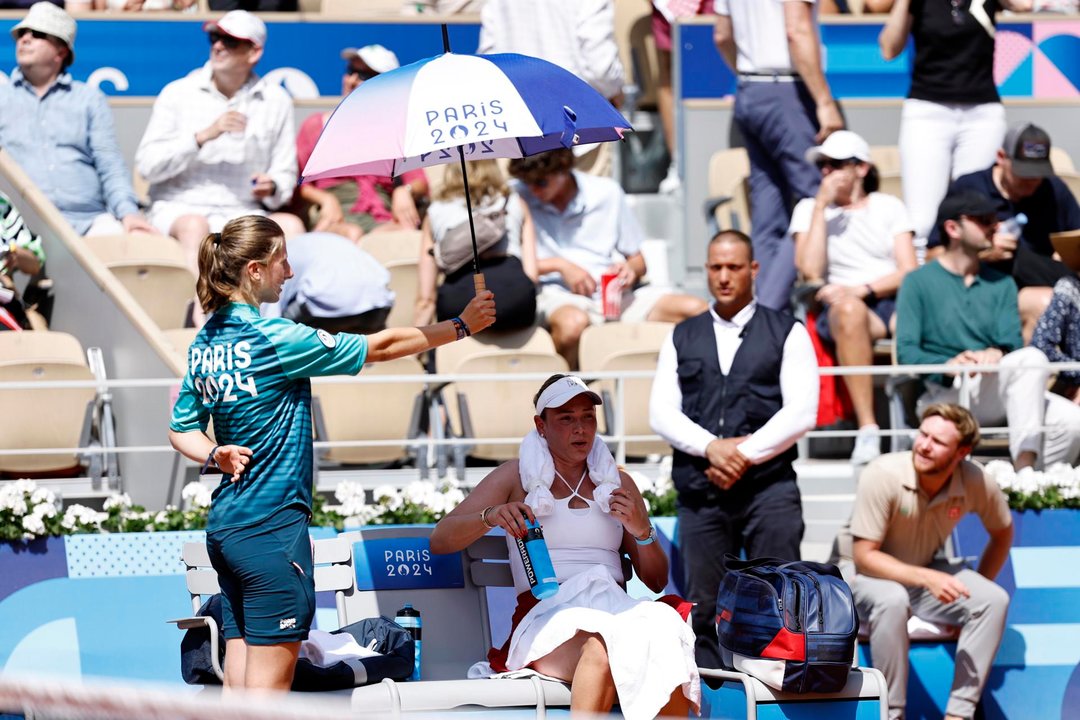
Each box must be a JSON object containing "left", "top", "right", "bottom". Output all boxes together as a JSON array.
[
  {"left": 815, "top": 157, "right": 857, "bottom": 171},
  {"left": 16, "top": 28, "right": 52, "bottom": 41},
  {"left": 345, "top": 65, "right": 379, "bottom": 81},
  {"left": 208, "top": 32, "right": 246, "bottom": 50}
]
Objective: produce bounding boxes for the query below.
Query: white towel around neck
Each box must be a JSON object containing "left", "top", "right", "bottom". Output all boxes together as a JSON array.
[{"left": 518, "top": 429, "right": 621, "bottom": 516}]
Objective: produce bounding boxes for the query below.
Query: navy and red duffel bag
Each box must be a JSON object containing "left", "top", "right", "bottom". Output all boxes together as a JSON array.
[{"left": 715, "top": 555, "right": 859, "bottom": 694}]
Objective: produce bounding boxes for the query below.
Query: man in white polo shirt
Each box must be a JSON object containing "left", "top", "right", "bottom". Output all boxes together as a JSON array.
[
  {"left": 713, "top": 0, "right": 843, "bottom": 312},
  {"left": 843, "top": 403, "right": 1014, "bottom": 720},
  {"left": 509, "top": 148, "right": 707, "bottom": 369}
]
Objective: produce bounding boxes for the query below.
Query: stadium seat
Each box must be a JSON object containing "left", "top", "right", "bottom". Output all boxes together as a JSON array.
[
  {"left": 312, "top": 355, "right": 428, "bottom": 466},
  {"left": 0, "top": 331, "right": 98, "bottom": 476},
  {"left": 703, "top": 147, "right": 752, "bottom": 237},
  {"left": 876, "top": 172, "right": 903, "bottom": 200},
  {"left": 614, "top": 0, "right": 660, "bottom": 111},
  {"left": 1051, "top": 146, "right": 1075, "bottom": 174},
  {"left": 83, "top": 234, "right": 195, "bottom": 331},
  {"left": 162, "top": 328, "right": 198, "bottom": 374},
  {"left": 578, "top": 321, "right": 672, "bottom": 459},
  {"left": 435, "top": 326, "right": 567, "bottom": 467},
  {"left": 358, "top": 229, "right": 423, "bottom": 267},
  {"left": 356, "top": 230, "right": 422, "bottom": 328},
  {"left": 868, "top": 145, "right": 901, "bottom": 175}
]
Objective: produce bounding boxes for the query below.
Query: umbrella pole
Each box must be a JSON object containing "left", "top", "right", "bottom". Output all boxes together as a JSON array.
[
  {"left": 442, "top": 23, "right": 485, "bottom": 294},
  {"left": 456, "top": 146, "right": 485, "bottom": 294}
]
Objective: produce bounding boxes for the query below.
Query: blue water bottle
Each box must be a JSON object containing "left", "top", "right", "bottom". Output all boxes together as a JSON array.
[
  {"left": 514, "top": 516, "right": 559, "bottom": 600},
  {"left": 395, "top": 603, "right": 422, "bottom": 681}
]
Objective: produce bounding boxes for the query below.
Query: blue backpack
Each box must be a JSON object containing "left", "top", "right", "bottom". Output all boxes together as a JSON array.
[{"left": 715, "top": 555, "right": 859, "bottom": 694}]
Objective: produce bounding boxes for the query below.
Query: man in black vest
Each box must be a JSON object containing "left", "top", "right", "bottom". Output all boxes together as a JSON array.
[{"left": 650, "top": 230, "right": 820, "bottom": 668}]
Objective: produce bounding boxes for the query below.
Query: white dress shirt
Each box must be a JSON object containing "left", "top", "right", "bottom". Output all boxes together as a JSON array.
[
  {"left": 135, "top": 64, "right": 296, "bottom": 213},
  {"left": 649, "top": 301, "right": 819, "bottom": 463},
  {"left": 477, "top": 0, "right": 625, "bottom": 100},
  {"left": 714, "top": 0, "right": 818, "bottom": 75}
]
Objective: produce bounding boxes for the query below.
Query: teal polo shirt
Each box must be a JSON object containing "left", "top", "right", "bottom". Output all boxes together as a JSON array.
[
  {"left": 896, "top": 261, "right": 1022, "bottom": 385},
  {"left": 170, "top": 303, "right": 367, "bottom": 531}
]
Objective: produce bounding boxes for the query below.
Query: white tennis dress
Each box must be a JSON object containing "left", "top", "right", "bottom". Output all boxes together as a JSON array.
[{"left": 504, "top": 472, "right": 701, "bottom": 719}]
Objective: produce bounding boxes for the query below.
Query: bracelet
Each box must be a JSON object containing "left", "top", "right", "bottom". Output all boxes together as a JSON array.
[
  {"left": 450, "top": 316, "right": 470, "bottom": 341},
  {"left": 480, "top": 505, "right": 496, "bottom": 529},
  {"left": 200, "top": 445, "right": 221, "bottom": 475},
  {"left": 634, "top": 525, "right": 656, "bottom": 546}
]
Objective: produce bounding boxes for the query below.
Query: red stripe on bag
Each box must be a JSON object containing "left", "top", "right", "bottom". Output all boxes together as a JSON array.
[
  {"left": 718, "top": 609, "right": 732, "bottom": 623},
  {"left": 761, "top": 627, "right": 806, "bottom": 661}
]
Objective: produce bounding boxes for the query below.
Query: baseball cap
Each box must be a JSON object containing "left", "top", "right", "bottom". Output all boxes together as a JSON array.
[
  {"left": 340, "top": 44, "right": 400, "bottom": 74},
  {"left": 1002, "top": 123, "right": 1053, "bottom": 179},
  {"left": 935, "top": 189, "right": 999, "bottom": 232},
  {"left": 805, "top": 130, "right": 871, "bottom": 165},
  {"left": 535, "top": 376, "right": 602, "bottom": 415},
  {"left": 11, "top": 2, "right": 76, "bottom": 62},
  {"left": 203, "top": 10, "right": 267, "bottom": 48}
]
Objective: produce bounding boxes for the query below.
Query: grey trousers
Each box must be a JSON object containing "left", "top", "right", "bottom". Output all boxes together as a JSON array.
[{"left": 852, "top": 563, "right": 1010, "bottom": 720}]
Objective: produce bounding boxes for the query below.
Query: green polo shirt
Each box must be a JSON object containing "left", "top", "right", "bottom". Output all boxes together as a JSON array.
[
  {"left": 170, "top": 303, "right": 367, "bottom": 531},
  {"left": 896, "top": 260, "right": 1022, "bottom": 385},
  {"left": 846, "top": 452, "right": 1012, "bottom": 568}
]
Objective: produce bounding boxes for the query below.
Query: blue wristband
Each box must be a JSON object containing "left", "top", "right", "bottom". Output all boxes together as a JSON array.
[
  {"left": 200, "top": 445, "right": 221, "bottom": 475},
  {"left": 635, "top": 525, "right": 656, "bottom": 546}
]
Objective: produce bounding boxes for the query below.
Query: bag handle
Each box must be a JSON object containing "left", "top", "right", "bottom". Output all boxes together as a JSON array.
[{"left": 723, "top": 554, "right": 844, "bottom": 579}]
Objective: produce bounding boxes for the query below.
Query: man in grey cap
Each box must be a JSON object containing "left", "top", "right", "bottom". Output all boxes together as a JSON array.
[
  {"left": 897, "top": 189, "right": 1080, "bottom": 471},
  {"left": 928, "top": 123, "right": 1080, "bottom": 342},
  {"left": 0, "top": 2, "right": 155, "bottom": 237}
]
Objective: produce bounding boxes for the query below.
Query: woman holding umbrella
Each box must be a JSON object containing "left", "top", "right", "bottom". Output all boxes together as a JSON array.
[{"left": 168, "top": 215, "right": 495, "bottom": 691}]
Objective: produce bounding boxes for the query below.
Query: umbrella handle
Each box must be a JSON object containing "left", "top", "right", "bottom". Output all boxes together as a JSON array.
[{"left": 473, "top": 274, "right": 486, "bottom": 294}]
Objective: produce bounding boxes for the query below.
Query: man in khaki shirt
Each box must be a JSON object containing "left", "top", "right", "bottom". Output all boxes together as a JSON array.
[{"left": 848, "top": 403, "right": 1013, "bottom": 720}]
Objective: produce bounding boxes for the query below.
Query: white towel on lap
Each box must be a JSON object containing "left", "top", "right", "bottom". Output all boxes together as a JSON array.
[{"left": 506, "top": 566, "right": 701, "bottom": 720}]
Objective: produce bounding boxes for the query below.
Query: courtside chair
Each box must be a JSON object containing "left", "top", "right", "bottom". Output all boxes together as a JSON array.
[
  {"left": 311, "top": 355, "right": 428, "bottom": 468},
  {"left": 703, "top": 147, "right": 752, "bottom": 237},
  {"left": 83, "top": 233, "right": 196, "bottom": 330},
  {"left": 173, "top": 526, "right": 574, "bottom": 714},
  {"left": 578, "top": 321, "right": 672, "bottom": 459},
  {"left": 0, "top": 331, "right": 111, "bottom": 481}
]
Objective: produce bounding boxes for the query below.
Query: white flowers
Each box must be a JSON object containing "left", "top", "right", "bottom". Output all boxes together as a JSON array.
[
  {"left": 983, "top": 460, "right": 1080, "bottom": 509},
  {"left": 0, "top": 479, "right": 62, "bottom": 540},
  {"left": 62, "top": 504, "right": 107, "bottom": 532},
  {"left": 181, "top": 482, "right": 213, "bottom": 510},
  {"left": 103, "top": 493, "right": 132, "bottom": 511}
]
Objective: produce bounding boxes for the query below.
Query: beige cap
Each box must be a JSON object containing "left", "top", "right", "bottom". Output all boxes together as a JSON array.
[{"left": 11, "top": 2, "right": 76, "bottom": 64}]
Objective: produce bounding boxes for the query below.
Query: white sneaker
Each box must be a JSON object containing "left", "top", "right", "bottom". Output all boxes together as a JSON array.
[
  {"left": 851, "top": 425, "right": 882, "bottom": 466},
  {"left": 658, "top": 164, "right": 681, "bottom": 194}
]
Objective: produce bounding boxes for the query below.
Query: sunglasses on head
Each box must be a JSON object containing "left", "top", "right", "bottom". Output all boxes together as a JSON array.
[
  {"left": 208, "top": 32, "right": 245, "bottom": 50},
  {"left": 345, "top": 65, "right": 379, "bottom": 81},
  {"left": 816, "top": 157, "right": 857, "bottom": 171},
  {"left": 16, "top": 28, "right": 52, "bottom": 41}
]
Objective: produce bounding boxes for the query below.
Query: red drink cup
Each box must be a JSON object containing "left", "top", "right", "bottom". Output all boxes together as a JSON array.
[{"left": 600, "top": 272, "right": 622, "bottom": 321}]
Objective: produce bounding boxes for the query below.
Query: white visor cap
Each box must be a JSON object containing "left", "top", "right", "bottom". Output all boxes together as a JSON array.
[{"left": 535, "top": 376, "right": 602, "bottom": 415}]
